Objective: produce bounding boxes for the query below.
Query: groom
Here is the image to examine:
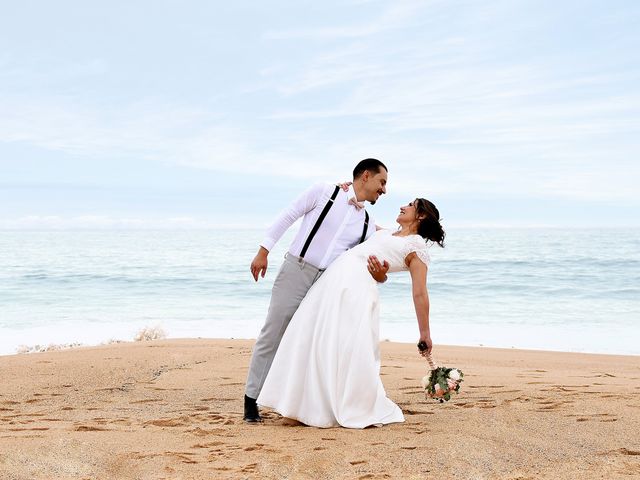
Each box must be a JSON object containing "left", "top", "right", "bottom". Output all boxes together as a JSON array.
[{"left": 244, "top": 158, "right": 390, "bottom": 422}]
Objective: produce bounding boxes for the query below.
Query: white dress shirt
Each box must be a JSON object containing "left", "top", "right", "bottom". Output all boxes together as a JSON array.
[{"left": 261, "top": 182, "right": 375, "bottom": 269}]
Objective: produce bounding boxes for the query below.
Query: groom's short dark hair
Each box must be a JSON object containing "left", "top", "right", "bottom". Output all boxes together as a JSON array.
[{"left": 353, "top": 158, "right": 388, "bottom": 179}]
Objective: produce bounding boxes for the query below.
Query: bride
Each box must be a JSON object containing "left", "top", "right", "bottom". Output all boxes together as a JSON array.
[{"left": 257, "top": 197, "right": 446, "bottom": 428}]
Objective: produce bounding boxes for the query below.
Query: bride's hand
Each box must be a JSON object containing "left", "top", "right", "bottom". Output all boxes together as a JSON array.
[
  {"left": 336, "top": 181, "right": 352, "bottom": 192},
  {"left": 418, "top": 335, "right": 432, "bottom": 356}
]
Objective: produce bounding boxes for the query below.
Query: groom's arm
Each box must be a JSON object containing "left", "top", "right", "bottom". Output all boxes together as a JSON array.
[
  {"left": 251, "top": 183, "right": 324, "bottom": 282},
  {"left": 260, "top": 182, "right": 324, "bottom": 252}
]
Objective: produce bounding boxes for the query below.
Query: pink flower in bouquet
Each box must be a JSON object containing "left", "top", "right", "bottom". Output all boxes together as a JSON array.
[
  {"left": 433, "top": 384, "right": 445, "bottom": 397},
  {"left": 447, "top": 379, "right": 458, "bottom": 391}
]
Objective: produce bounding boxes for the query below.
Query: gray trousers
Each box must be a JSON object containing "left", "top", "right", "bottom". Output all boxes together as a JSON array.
[{"left": 245, "top": 253, "right": 324, "bottom": 399}]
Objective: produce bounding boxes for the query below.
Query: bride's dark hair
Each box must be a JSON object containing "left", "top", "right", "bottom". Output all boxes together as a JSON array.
[{"left": 415, "top": 198, "right": 445, "bottom": 247}]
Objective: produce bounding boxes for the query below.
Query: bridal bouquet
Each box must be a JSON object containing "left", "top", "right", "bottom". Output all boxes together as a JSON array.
[{"left": 418, "top": 346, "right": 464, "bottom": 402}]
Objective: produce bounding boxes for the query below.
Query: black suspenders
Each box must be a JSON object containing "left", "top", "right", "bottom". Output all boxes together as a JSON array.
[
  {"left": 299, "top": 186, "right": 370, "bottom": 259},
  {"left": 299, "top": 186, "right": 340, "bottom": 258},
  {"left": 360, "top": 211, "right": 369, "bottom": 244}
]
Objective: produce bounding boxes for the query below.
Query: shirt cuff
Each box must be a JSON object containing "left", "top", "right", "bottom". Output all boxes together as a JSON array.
[{"left": 260, "top": 237, "right": 276, "bottom": 252}]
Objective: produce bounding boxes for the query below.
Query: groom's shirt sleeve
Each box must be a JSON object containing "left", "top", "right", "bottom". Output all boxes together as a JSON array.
[{"left": 260, "top": 182, "right": 325, "bottom": 252}]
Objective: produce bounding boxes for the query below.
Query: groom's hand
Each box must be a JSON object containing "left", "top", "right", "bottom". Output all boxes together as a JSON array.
[
  {"left": 250, "top": 247, "right": 269, "bottom": 281},
  {"left": 367, "top": 255, "right": 389, "bottom": 283}
]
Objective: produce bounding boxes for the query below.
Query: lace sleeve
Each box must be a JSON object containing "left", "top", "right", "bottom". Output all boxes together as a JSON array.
[{"left": 404, "top": 236, "right": 430, "bottom": 267}]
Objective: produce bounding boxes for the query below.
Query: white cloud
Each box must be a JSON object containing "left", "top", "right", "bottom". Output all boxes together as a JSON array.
[{"left": 264, "top": 0, "right": 426, "bottom": 41}]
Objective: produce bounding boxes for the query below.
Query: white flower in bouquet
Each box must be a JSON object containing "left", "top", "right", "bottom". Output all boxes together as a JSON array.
[{"left": 422, "top": 364, "right": 464, "bottom": 402}]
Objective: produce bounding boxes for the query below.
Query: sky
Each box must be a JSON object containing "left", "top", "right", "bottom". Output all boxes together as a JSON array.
[{"left": 1, "top": 0, "right": 639, "bottom": 229}]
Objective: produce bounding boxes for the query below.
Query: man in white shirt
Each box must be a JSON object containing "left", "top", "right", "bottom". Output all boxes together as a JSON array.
[{"left": 244, "top": 158, "right": 389, "bottom": 422}]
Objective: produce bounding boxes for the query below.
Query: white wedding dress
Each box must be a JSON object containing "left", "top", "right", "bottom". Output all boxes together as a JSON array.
[{"left": 257, "top": 229, "right": 430, "bottom": 428}]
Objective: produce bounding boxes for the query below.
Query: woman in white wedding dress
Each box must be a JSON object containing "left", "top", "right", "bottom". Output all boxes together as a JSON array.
[{"left": 257, "top": 198, "right": 445, "bottom": 428}]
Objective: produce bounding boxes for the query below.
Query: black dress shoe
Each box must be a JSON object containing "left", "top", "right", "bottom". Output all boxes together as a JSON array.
[{"left": 243, "top": 395, "right": 262, "bottom": 423}]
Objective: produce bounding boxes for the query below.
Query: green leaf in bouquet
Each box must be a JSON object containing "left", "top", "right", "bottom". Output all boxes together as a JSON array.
[{"left": 438, "top": 379, "right": 448, "bottom": 392}]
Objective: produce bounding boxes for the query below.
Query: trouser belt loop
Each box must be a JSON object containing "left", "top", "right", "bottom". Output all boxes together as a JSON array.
[{"left": 285, "top": 252, "right": 324, "bottom": 272}]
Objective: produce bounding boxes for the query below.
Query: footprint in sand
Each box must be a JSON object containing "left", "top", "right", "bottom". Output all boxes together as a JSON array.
[
  {"left": 618, "top": 448, "right": 640, "bottom": 456},
  {"left": 187, "top": 427, "right": 230, "bottom": 436},
  {"left": 408, "top": 427, "right": 429, "bottom": 435},
  {"left": 398, "top": 386, "right": 423, "bottom": 392},
  {"left": 74, "top": 425, "right": 109, "bottom": 431},
  {"left": 207, "top": 413, "right": 235, "bottom": 425},
  {"left": 145, "top": 417, "right": 190, "bottom": 427},
  {"left": 9, "top": 427, "right": 49, "bottom": 431},
  {"left": 403, "top": 409, "right": 434, "bottom": 415},
  {"left": 190, "top": 441, "right": 225, "bottom": 449},
  {"left": 240, "top": 463, "right": 258, "bottom": 473},
  {"left": 164, "top": 451, "right": 198, "bottom": 464},
  {"left": 568, "top": 413, "right": 618, "bottom": 422}
]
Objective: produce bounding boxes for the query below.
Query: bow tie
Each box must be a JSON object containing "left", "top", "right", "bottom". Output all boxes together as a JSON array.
[{"left": 349, "top": 196, "right": 365, "bottom": 210}]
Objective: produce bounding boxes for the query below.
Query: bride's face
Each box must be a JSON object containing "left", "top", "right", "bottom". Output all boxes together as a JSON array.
[{"left": 396, "top": 200, "right": 418, "bottom": 223}]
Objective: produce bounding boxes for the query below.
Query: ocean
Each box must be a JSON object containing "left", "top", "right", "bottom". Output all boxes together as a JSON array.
[{"left": 1, "top": 228, "right": 639, "bottom": 356}]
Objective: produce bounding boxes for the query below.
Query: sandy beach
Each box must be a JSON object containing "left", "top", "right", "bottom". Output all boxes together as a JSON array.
[{"left": 0, "top": 339, "right": 638, "bottom": 479}]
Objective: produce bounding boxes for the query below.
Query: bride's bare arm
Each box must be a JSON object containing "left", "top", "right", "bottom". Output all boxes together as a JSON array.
[{"left": 406, "top": 252, "right": 432, "bottom": 354}]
